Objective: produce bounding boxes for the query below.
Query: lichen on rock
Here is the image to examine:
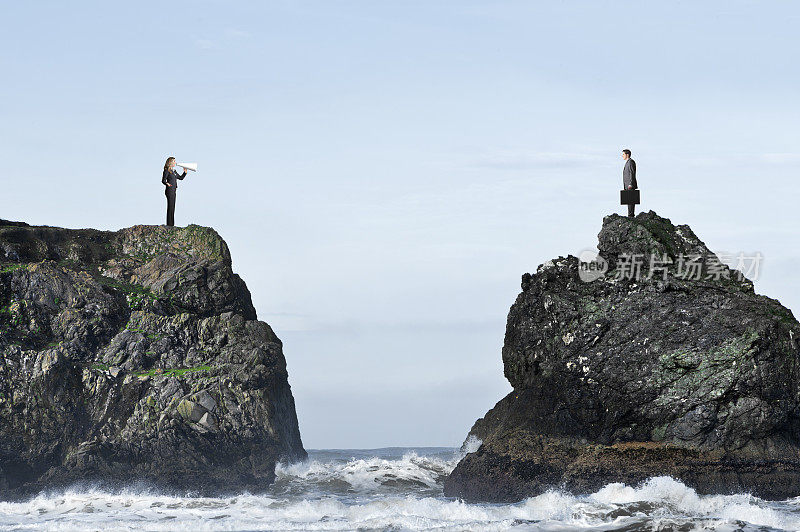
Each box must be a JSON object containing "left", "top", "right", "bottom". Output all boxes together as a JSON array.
[
  {"left": 0, "top": 220, "right": 305, "bottom": 497},
  {"left": 444, "top": 211, "right": 800, "bottom": 502}
]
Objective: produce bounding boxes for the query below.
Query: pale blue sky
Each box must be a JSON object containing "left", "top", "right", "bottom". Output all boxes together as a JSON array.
[{"left": 2, "top": 1, "right": 798, "bottom": 448}]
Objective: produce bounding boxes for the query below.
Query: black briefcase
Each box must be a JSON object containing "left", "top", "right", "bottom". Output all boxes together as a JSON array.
[{"left": 620, "top": 189, "right": 640, "bottom": 205}]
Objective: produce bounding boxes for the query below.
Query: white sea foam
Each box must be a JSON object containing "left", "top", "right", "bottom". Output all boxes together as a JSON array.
[
  {"left": 2, "top": 451, "right": 800, "bottom": 531},
  {"left": 459, "top": 434, "right": 483, "bottom": 456},
  {"left": 275, "top": 450, "right": 454, "bottom": 492},
  {"left": 586, "top": 476, "right": 800, "bottom": 530},
  {"left": 0, "top": 488, "right": 596, "bottom": 531}
]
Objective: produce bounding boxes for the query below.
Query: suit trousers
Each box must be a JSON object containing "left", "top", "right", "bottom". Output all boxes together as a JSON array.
[
  {"left": 628, "top": 201, "right": 636, "bottom": 217},
  {"left": 165, "top": 188, "right": 176, "bottom": 226}
]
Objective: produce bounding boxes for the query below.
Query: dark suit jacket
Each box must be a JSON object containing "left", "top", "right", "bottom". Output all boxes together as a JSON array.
[
  {"left": 623, "top": 158, "right": 637, "bottom": 189},
  {"left": 162, "top": 168, "right": 187, "bottom": 191}
]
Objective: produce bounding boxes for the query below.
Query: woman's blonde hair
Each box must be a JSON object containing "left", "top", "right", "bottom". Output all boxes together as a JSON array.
[{"left": 163, "top": 157, "right": 175, "bottom": 172}]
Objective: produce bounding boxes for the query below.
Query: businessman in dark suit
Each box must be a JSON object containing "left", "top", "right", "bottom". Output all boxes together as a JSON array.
[{"left": 622, "top": 149, "right": 637, "bottom": 217}]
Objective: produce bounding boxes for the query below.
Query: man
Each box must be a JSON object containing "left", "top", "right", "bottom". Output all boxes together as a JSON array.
[{"left": 622, "top": 149, "right": 638, "bottom": 217}]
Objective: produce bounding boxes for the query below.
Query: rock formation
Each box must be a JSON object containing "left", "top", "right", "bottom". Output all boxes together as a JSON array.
[
  {"left": 445, "top": 211, "right": 800, "bottom": 502},
  {"left": 0, "top": 220, "right": 306, "bottom": 498}
]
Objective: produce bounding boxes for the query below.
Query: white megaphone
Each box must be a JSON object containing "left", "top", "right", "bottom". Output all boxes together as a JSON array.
[{"left": 177, "top": 162, "right": 198, "bottom": 172}]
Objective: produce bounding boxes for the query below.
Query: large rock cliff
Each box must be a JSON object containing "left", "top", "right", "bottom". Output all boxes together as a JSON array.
[
  {"left": 0, "top": 220, "right": 306, "bottom": 498},
  {"left": 444, "top": 211, "right": 800, "bottom": 502}
]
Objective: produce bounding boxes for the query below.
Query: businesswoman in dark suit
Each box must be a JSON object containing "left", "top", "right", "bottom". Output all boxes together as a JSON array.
[{"left": 162, "top": 157, "right": 187, "bottom": 226}]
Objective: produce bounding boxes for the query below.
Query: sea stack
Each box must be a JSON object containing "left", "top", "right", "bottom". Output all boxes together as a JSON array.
[
  {"left": 0, "top": 220, "right": 306, "bottom": 497},
  {"left": 444, "top": 210, "right": 800, "bottom": 502}
]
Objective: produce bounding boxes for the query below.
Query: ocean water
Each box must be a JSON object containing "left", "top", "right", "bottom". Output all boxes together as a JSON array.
[{"left": 2, "top": 445, "right": 800, "bottom": 531}]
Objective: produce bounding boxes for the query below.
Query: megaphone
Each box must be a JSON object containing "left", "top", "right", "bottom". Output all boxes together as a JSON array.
[{"left": 177, "top": 162, "right": 198, "bottom": 172}]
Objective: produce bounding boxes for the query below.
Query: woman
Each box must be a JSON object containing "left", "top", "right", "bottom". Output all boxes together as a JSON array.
[{"left": 162, "top": 157, "right": 188, "bottom": 226}]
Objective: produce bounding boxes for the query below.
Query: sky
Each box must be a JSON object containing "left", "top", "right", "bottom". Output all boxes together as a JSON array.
[{"left": 2, "top": 1, "right": 798, "bottom": 448}]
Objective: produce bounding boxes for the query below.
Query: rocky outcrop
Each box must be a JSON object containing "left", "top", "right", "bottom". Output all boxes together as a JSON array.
[
  {"left": 444, "top": 210, "right": 800, "bottom": 502},
  {"left": 0, "top": 220, "right": 306, "bottom": 498}
]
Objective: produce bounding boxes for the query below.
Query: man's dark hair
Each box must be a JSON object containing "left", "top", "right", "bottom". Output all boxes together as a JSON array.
[{"left": 622, "top": 149, "right": 632, "bottom": 156}]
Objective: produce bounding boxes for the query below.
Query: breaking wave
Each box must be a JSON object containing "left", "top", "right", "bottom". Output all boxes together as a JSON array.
[
  {"left": 273, "top": 450, "right": 454, "bottom": 496},
  {"left": 2, "top": 447, "right": 800, "bottom": 531}
]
